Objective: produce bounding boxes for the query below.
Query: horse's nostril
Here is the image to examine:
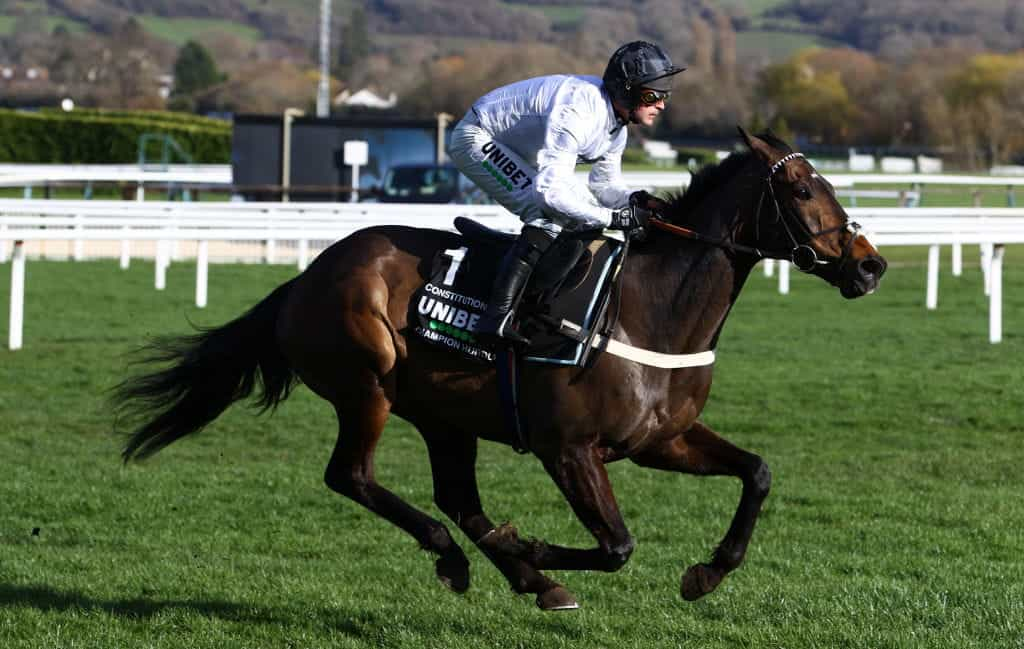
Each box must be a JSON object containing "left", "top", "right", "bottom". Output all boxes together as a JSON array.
[{"left": 859, "top": 256, "right": 886, "bottom": 277}]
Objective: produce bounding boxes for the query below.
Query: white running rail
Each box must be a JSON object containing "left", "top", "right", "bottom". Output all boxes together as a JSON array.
[{"left": 2, "top": 200, "right": 1022, "bottom": 349}]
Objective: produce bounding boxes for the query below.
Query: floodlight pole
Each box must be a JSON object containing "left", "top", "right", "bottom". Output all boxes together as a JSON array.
[{"left": 317, "top": 0, "right": 332, "bottom": 117}]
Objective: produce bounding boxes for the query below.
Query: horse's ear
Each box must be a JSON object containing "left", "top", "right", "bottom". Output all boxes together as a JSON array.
[{"left": 737, "top": 125, "right": 781, "bottom": 166}]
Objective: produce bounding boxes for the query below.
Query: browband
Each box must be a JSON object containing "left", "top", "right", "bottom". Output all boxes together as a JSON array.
[{"left": 769, "top": 152, "right": 806, "bottom": 176}]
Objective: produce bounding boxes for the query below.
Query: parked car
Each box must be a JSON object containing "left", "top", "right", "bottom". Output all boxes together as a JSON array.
[{"left": 372, "top": 163, "right": 489, "bottom": 204}]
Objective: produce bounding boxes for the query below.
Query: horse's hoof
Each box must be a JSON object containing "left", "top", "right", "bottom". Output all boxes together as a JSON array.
[
  {"left": 435, "top": 553, "right": 470, "bottom": 594},
  {"left": 536, "top": 586, "right": 579, "bottom": 611},
  {"left": 681, "top": 563, "right": 723, "bottom": 601}
]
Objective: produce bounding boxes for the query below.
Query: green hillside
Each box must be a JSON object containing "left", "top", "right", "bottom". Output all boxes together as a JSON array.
[
  {"left": 737, "top": 30, "right": 846, "bottom": 60},
  {"left": 136, "top": 15, "right": 263, "bottom": 46},
  {"left": 3, "top": 0, "right": 1018, "bottom": 62},
  {"left": 0, "top": 15, "right": 88, "bottom": 36},
  {"left": 523, "top": 4, "right": 588, "bottom": 29},
  {"left": 744, "top": 0, "right": 791, "bottom": 16}
]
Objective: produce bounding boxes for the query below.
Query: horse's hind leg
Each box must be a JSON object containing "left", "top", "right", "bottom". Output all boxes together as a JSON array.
[
  {"left": 292, "top": 268, "right": 469, "bottom": 594},
  {"left": 421, "top": 429, "right": 578, "bottom": 611},
  {"left": 631, "top": 421, "right": 771, "bottom": 601},
  {"left": 467, "top": 445, "right": 637, "bottom": 576},
  {"left": 324, "top": 383, "right": 471, "bottom": 594}
]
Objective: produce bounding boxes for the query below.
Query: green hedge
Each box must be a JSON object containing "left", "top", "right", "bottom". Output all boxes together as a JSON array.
[
  {"left": 676, "top": 147, "right": 718, "bottom": 167},
  {"left": 37, "top": 108, "right": 229, "bottom": 129},
  {"left": 0, "top": 109, "right": 231, "bottom": 163},
  {"left": 622, "top": 147, "right": 650, "bottom": 165}
]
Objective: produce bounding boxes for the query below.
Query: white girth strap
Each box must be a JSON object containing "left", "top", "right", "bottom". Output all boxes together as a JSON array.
[{"left": 591, "top": 334, "right": 716, "bottom": 369}]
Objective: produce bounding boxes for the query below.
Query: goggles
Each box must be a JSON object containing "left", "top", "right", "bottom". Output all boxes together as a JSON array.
[{"left": 637, "top": 88, "right": 671, "bottom": 106}]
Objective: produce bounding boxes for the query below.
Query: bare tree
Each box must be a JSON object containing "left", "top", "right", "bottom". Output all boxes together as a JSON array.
[
  {"left": 713, "top": 9, "right": 736, "bottom": 84},
  {"left": 690, "top": 15, "right": 713, "bottom": 73}
]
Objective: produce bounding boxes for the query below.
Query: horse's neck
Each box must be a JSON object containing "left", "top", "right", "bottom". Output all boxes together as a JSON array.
[{"left": 619, "top": 188, "right": 758, "bottom": 355}]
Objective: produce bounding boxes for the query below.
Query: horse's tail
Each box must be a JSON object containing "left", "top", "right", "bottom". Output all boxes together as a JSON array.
[{"left": 115, "top": 278, "right": 299, "bottom": 462}]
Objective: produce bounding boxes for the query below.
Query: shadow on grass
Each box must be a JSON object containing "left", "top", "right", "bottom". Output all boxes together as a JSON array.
[
  {"left": 0, "top": 582, "right": 377, "bottom": 639},
  {"left": 0, "top": 582, "right": 280, "bottom": 624}
]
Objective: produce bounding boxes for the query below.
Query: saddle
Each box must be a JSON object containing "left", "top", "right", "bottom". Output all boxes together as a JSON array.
[
  {"left": 409, "top": 217, "right": 628, "bottom": 367},
  {"left": 408, "top": 217, "right": 629, "bottom": 453}
]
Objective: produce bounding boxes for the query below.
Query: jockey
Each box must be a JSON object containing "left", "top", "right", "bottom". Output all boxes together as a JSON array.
[{"left": 447, "top": 40, "right": 684, "bottom": 345}]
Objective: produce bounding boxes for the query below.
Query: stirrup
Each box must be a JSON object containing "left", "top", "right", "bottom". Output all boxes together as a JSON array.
[
  {"left": 495, "top": 320, "right": 531, "bottom": 347},
  {"left": 481, "top": 311, "right": 531, "bottom": 346}
]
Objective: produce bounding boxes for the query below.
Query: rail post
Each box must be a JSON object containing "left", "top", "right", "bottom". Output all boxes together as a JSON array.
[
  {"left": 778, "top": 260, "right": 790, "bottom": 295},
  {"left": 9, "top": 240, "right": 25, "bottom": 350},
  {"left": 155, "top": 240, "right": 168, "bottom": 290},
  {"left": 989, "top": 244, "right": 1004, "bottom": 343},
  {"left": 73, "top": 213, "right": 84, "bottom": 261},
  {"left": 980, "top": 243, "right": 993, "bottom": 296},
  {"left": 120, "top": 226, "right": 131, "bottom": 269},
  {"left": 196, "top": 240, "right": 209, "bottom": 308},
  {"left": 926, "top": 244, "right": 939, "bottom": 309}
]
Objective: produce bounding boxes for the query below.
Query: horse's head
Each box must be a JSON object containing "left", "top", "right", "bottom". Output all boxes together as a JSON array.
[{"left": 737, "top": 127, "right": 887, "bottom": 298}]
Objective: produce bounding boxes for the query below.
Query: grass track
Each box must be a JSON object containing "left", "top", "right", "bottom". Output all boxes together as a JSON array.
[{"left": 0, "top": 246, "right": 1022, "bottom": 647}]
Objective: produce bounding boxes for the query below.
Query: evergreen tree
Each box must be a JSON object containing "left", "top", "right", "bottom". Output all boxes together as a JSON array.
[
  {"left": 337, "top": 8, "right": 370, "bottom": 77},
  {"left": 173, "top": 41, "right": 222, "bottom": 97}
]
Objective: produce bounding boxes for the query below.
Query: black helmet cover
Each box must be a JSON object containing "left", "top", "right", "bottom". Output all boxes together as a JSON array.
[{"left": 603, "top": 41, "right": 686, "bottom": 108}]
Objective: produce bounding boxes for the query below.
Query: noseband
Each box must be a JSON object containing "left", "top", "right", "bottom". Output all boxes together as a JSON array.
[{"left": 650, "top": 152, "right": 862, "bottom": 273}]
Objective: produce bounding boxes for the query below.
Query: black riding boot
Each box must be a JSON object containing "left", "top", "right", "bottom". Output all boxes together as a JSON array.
[{"left": 476, "top": 226, "right": 556, "bottom": 346}]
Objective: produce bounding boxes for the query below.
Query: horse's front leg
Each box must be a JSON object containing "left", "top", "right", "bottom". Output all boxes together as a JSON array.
[
  {"left": 631, "top": 421, "right": 771, "bottom": 601},
  {"left": 490, "top": 444, "right": 636, "bottom": 574}
]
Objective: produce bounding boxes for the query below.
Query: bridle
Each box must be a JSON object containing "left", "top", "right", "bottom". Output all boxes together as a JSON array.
[
  {"left": 761, "top": 153, "right": 862, "bottom": 272},
  {"left": 650, "top": 152, "right": 863, "bottom": 273}
]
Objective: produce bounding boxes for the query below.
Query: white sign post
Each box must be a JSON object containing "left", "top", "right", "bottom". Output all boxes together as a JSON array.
[{"left": 344, "top": 140, "right": 369, "bottom": 203}]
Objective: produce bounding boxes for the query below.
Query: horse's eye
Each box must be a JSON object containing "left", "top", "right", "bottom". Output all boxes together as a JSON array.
[{"left": 794, "top": 185, "right": 812, "bottom": 200}]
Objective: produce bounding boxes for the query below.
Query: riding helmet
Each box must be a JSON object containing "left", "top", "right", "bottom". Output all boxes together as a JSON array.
[{"left": 602, "top": 41, "right": 686, "bottom": 107}]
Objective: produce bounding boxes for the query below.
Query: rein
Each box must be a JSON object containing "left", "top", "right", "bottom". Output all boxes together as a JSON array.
[
  {"left": 651, "top": 152, "right": 862, "bottom": 272},
  {"left": 648, "top": 218, "right": 767, "bottom": 258}
]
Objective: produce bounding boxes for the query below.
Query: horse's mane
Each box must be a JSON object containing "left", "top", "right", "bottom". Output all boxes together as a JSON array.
[{"left": 665, "top": 131, "right": 792, "bottom": 227}]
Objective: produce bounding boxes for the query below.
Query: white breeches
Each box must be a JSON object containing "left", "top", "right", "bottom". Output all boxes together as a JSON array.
[{"left": 448, "top": 114, "right": 565, "bottom": 234}]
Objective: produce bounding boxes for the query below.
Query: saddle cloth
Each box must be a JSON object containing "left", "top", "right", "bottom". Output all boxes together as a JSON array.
[{"left": 408, "top": 218, "right": 626, "bottom": 366}]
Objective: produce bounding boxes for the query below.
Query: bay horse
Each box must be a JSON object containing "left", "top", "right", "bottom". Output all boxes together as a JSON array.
[{"left": 114, "top": 129, "right": 886, "bottom": 610}]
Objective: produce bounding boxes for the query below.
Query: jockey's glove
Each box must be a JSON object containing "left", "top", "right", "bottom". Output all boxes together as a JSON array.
[
  {"left": 610, "top": 206, "right": 644, "bottom": 230},
  {"left": 611, "top": 200, "right": 653, "bottom": 241},
  {"left": 630, "top": 190, "right": 669, "bottom": 216}
]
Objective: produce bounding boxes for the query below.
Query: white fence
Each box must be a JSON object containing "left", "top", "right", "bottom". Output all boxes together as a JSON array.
[
  {"left": 880, "top": 157, "right": 916, "bottom": 174},
  {"left": 0, "top": 164, "right": 232, "bottom": 186},
  {"left": 761, "top": 208, "right": 1024, "bottom": 344},
  {"left": 641, "top": 140, "right": 678, "bottom": 167},
  {"left": 7, "top": 163, "right": 1024, "bottom": 196},
  {"left": 848, "top": 152, "right": 876, "bottom": 172},
  {"left": 2, "top": 200, "right": 1022, "bottom": 350}
]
